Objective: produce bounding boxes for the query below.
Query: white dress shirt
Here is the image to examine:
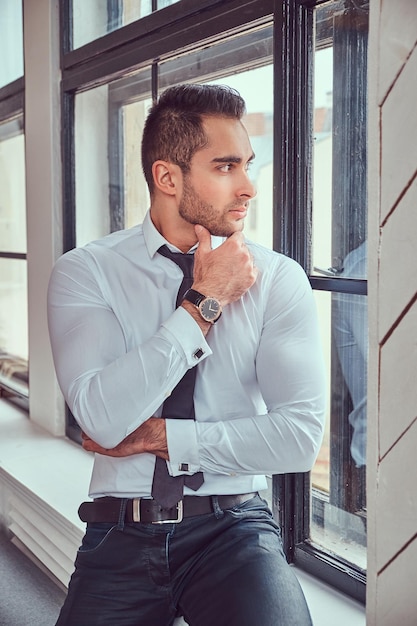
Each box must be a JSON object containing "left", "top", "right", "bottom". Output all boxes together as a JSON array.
[{"left": 47, "top": 211, "right": 326, "bottom": 498}]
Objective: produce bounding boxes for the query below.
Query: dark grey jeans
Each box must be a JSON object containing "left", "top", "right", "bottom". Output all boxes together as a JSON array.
[{"left": 56, "top": 494, "right": 312, "bottom": 626}]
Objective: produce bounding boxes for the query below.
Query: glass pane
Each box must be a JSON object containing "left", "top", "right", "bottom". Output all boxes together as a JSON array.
[
  {"left": 312, "top": 47, "right": 333, "bottom": 277},
  {"left": 123, "top": 98, "right": 152, "bottom": 229},
  {"left": 312, "top": 19, "right": 368, "bottom": 280},
  {"left": 310, "top": 290, "right": 367, "bottom": 570},
  {"left": 75, "top": 86, "right": 112, "bottom": 246},
  {"left": 309, "top": 2, "right": 369, "bottom": 572},
  {"left": 0, "top": 258, "right": 28, "bottom": 361},
  {"left": 157, "top": 0, "right": 180, "bottom": 8},
  {"left": 71, "top": 0, "right": 179, "bottom": 49},
  {"left": 0, "top": 0, "right": 24, "bottom": 88},
  {"left": 75, "top": 68, "right": 152, "bottom": 244},
  {"left": 0, "top": 128, "right": 26, "bottom": 253}
]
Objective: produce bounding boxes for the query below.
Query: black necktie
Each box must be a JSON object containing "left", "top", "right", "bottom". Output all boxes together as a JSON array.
[{"left": 151, "top": 245, "right": 204, "bottom": 509}]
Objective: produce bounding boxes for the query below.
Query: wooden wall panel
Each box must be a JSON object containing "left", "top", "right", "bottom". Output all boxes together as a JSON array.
[
  {"left": 380, "top": 45, "right": 417, "bottom": 223},
  {"left": 378, "top": 0, "right": 417, "bottom": 104},
  {"left": 379, "top": 177, "right": 417, "bottom": 339}
]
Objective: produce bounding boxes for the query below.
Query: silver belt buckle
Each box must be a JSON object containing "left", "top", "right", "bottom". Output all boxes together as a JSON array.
[
  {"left": 132, "top": 499, "right": 183, "bottom": 524},
  {"left": 153, "top": 500, "right": 183, "bottom": 524}
]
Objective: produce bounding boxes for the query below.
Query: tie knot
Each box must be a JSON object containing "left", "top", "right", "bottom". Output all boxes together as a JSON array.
[{"left": 158, "top": 245, "right": 194, "bottom": 278}]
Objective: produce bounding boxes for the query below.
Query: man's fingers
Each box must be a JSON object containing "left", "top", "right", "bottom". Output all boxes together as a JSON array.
[
  {"left": 194, "top": 224, "right": 212, "bottom": 251},
  {"left": 227, "top": 230, "right": 245, "bottom": 244}
]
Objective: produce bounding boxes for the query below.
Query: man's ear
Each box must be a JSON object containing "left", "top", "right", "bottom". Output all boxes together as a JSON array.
[{"left": 152, "top": 161, "right": 182, "bottom": 197}]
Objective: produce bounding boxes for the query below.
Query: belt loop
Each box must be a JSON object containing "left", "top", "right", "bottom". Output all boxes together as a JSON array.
[
  {"left": 210, "top": 495, "right": 224, "bottom": 519},
  {"left": 117, "top": 498, "right": 128, "bottom": 529}
]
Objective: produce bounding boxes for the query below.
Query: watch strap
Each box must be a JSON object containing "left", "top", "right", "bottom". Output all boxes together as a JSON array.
[{"left": 183, "top": 288, "right": 205, "bottom": 307}]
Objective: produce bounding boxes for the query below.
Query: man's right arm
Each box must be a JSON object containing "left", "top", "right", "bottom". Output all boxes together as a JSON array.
[
  {"left": 47, "top": 226, "right": 256, "bottom": 451},
  {"left": 47, "top": 248, "right": 211, "bottom": 449}
]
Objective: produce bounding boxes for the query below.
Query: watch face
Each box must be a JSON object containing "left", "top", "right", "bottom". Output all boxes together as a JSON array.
[{"left": 200, "top": 297, "right": 222, "bottom": 322}]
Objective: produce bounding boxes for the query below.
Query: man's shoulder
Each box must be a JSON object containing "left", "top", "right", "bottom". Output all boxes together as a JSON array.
[
  {"left": 86, "top": 224, "right": 144, "bottom": 252},
  {"left": 245, "top": 239, "right": 310, "bottom": 299},
  {"left": 246, "top": 239, "right": 300, "bottom": 272},
  {"left": 57, "top": 225, "right": 145, "bottom": 265}
]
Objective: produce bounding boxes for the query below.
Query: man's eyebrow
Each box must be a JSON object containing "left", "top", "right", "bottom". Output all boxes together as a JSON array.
[{"left": 211, "top": 153, "right": 256, "bottom": 164}]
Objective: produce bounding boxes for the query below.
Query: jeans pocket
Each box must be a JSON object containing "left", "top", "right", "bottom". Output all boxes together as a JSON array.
[
  {"left": 78, "top": 523, "right": 116, "bottom": 554},
  {"left": 227, "top": 495, "right": 280, "bottom": 528},
  {"left": 229, "top": 494, "right": 270, "bottom": 515}
]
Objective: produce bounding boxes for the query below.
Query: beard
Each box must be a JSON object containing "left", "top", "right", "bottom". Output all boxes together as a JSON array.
[{"left": 178, "top": 176, "right": 246, "bottom": 237}]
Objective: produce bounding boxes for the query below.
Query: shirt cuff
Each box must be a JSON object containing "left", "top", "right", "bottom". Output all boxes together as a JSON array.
[
  {"left": 161, "top": 306, "right": 212, "bottom": 367},
  {"left": 165, "top": 418, "right": 200, "bottom": 476}
]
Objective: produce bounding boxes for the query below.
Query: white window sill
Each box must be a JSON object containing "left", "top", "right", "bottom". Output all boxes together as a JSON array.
[{"left": 0, "top": 400, "right": 365, "bottom": 625}]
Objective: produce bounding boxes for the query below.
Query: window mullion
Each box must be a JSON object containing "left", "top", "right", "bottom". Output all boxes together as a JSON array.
[
  {"left": 272, "top": 0, "right": 314, "bottom": 561},
  {"left": 273, "top": 0, "right": 313, "bottom": 268}
]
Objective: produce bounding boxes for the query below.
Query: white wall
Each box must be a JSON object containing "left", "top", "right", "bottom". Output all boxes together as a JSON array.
[
  {"left": 367, "top": 1, "right": 417, "bottom": 623},
  {"left": 24, "top": 0, "right": 65, "bottom": 435}
]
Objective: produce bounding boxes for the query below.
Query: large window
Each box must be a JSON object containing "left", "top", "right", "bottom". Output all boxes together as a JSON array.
[
  {"left": 274, "top": 0, "right": 368, "bottom": 600},
  {"left": 0, "top": 0, "right": 27, "bottom": 406},
  {"left": 61, "top": 0, "right": 368, "bottom": 600}
]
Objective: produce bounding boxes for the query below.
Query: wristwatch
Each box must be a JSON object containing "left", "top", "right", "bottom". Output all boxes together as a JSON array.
[{"left": 183, "top": 288, "right": 222, "bottom": 323}]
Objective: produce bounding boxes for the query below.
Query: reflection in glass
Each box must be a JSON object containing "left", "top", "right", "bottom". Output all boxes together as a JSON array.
[
  {"left": 0, "top": 0, "right": 24, "bottom": 88},
  {"left": 333, "top": 288, "right": 367, "bottom": 467},
  {"left": 310, "top": 289, "right": 367, "bottom": 570}
]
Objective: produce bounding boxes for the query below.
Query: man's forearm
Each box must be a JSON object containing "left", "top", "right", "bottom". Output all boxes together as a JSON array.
[{"left": 82, "top": 417, "right": 168, "bottom": 459}]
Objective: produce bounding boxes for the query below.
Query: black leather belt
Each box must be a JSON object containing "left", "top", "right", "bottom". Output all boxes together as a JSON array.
[{"left": 78, "top": 493, "right": 257, "bottom": 525}]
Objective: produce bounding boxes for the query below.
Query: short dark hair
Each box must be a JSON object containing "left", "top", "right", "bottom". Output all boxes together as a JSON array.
[{"left": 141, "top": 83, "right": 246, "bottom": 193}]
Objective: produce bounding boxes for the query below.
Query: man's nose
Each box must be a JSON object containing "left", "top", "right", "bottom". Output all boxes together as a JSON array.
[{"left": 238, "top": 171, "right": 257, "bottom": 199}]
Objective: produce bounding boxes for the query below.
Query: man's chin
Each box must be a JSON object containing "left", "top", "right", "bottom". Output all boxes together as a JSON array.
[{"left": 209, "top": 221, "right": 245, "bottom": 238}]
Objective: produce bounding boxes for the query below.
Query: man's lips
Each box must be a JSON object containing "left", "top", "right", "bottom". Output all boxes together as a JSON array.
[{"left": 228, "top": 207, "right": 247, "bottom": 218}]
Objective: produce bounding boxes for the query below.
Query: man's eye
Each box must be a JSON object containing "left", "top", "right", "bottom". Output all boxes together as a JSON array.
[{"left": 219, "top": 163, "right": 233, "bottom": 172}]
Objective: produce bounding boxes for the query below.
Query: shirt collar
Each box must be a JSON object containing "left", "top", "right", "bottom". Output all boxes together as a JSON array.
[{"left": 143, "top": 209, "right": 225, "bottom": 257}]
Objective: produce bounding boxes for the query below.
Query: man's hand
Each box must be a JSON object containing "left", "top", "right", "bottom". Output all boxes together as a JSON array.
[
  {"left": 82, "top": 417, "right": 168, "bottom": 459},
  {"left": 192, "top": 225, "right": 258, "bottom": 306}
]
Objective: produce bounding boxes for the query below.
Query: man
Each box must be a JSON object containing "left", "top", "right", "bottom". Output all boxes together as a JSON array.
[{"left": 48, "top": 83, "right": 326, "bottom": 625}]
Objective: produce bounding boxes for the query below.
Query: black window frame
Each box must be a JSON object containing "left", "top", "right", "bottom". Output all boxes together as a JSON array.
[
  {"left": 274, "top": 0, "right": 368, "bottom": 603},
  {"left": 60, "top": 0, "right": 368, "bottom": 601}
]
